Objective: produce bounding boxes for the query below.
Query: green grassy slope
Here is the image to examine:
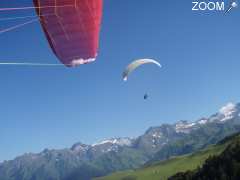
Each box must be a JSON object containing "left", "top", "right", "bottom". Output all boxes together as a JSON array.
[{"left": 96, "top": 134, "right": 239, "bottom": 180}]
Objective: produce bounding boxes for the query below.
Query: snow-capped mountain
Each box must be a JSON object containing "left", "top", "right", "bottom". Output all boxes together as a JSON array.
[
  {"left": 92, "top": 137, "right": 133, "bottom": 147},
  {"left": 134, "top": 102, "right": 240, "bottom": 156},
  {"left": 217, "top": 102, "right": 239, "bottom": 122},
  {"left": 1, "top": 103, "right": 240, "bottom": 180},
  {"left": 70, "top": 137, "right": 134, "bottom": 156},
  {"left": 71, "top": 142, "right": 89, "bottom": 152},
  {"left": 172, "top": 103, "right": 240, "bottom": 134},
  {"left": 175, "top": 120, "right": 197, "bottom": 133}
]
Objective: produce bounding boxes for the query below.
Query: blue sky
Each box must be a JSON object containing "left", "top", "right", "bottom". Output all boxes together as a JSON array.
[{"left": 0, "top": 0, "right": 240, "bottom": 162}]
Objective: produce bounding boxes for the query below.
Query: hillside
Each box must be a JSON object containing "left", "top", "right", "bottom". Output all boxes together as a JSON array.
[
  {"left": 96, "top": 133, "right": 240, "bottom": 180},
  {"left": 169, "top": 133, "right": 240, "bottom": 180}
]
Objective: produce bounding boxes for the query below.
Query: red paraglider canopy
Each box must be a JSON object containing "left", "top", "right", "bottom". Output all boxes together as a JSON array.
[{"left": 33, "top": 0, "right": 103, "bottom": 67}]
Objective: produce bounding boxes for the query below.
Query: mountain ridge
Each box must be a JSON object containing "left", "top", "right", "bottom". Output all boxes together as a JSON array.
[
  {"left": 1, "top": 102, "right": 240, "bottom": 180},
  {"left": 96, "top": 132, "right": 240, "bottom": 180}
]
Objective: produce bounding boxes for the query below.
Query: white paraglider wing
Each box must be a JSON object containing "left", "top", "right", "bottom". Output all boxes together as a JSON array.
[{"left": 122, "top": 59, "right": 161, "bottom": 81}]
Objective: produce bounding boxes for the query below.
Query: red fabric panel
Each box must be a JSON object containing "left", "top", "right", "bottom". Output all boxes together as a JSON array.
[{"left": 33, "top": 0, "right": 103, "bottom": 66}]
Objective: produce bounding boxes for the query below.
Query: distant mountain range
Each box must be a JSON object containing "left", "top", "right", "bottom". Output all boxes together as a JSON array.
[
  {"left": 98, "top": 130, "right": 240, "bottom": 180},
  {"left": 1, "top": 102, "right": 240, "bottom": 180}
]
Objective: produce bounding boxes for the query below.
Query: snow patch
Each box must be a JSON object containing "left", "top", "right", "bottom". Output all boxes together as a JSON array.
[
  {"left": 92, "top": 138, "right": 132, "bottom": 147},
  {"left": 71, "top": 143, "right": 89, "bottom": 152},
  {"left": 219, "top": 103, "right": 236, "bottom": 115},
  {"left": 175, "top": 121, "right": 196, "bottom": 133},
  {"left": 197, "top": 118, "right": 208, "bottom": 125},
  {"left": 219, "top": 103, "right": 237, "bottom": 122},
  {"left": 152, "top": 132, "right": 162, "bottom": 138}
]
